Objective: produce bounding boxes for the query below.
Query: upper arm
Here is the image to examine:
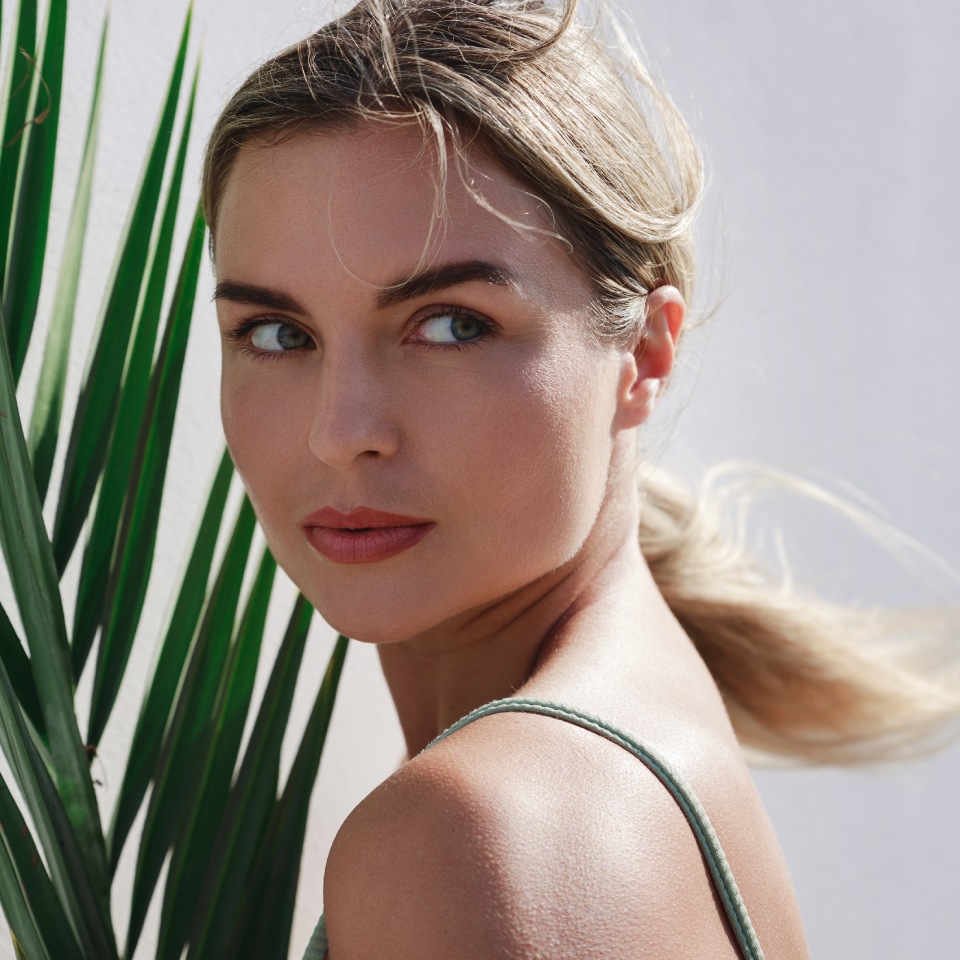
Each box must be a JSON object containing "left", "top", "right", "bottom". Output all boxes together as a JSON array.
[{"left": 323, "top": 757, "right": 520, "bottom": 960}]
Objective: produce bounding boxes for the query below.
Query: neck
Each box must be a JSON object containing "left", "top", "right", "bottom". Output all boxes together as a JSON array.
[{"left": 377, "top": 456, "right": 652, "bottom": 756}]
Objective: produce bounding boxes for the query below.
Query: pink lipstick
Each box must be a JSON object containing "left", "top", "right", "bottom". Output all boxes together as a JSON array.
[{"left": 302, "top": 507, "right": 435, "bottom": 564}]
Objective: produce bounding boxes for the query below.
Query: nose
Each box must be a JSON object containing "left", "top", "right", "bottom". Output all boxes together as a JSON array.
[{"left": 308, "top": 349, "right": 401, "bottom": 469}]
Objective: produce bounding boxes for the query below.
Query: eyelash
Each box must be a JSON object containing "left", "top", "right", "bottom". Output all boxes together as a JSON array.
[{"left": 221, "top": 306, "right": 497, "bottom": 363}]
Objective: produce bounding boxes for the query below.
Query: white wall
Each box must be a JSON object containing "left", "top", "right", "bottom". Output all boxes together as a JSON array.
[{"left": 3, "top": 1, "right": 958, "bottom": 958}]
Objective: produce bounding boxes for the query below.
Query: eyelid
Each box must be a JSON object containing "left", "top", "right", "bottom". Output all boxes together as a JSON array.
[{"left": 221, "top": 314, "right": 313, "bottom": 343}]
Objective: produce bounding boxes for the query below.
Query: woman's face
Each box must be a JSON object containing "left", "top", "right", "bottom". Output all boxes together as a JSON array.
[{"left": 214, "top": 122, "right": 635, "bottom": 643}]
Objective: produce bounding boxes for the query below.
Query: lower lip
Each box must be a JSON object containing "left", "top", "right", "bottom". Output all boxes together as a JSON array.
[{"left": 304, "top": 523, "right": 435, "bottom": 564}]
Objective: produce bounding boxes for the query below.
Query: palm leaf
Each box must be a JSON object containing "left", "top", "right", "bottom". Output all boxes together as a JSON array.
[
  {"left": 86, "top": 202, "right": 207, "bottom": 748},
  {"left": 227, "top": 635, "right": 349, "bottom": 960},
  {"left": 27, "top": 15, "right": 107, "bottom": 504},
  {"left": 0, "top": 252, "right": 112, "bottom": 948},
  {"left": 189, "top": 595, "right": 317, "bottom": 960},
  {"left": 106, "top": 448, "right": 234, "bottom": 873},
  {"left": 0, "top": 596, "right": 43, "bottom": 743},
  {"left": 71, "top": 60, "right": 199, "bottom": 681},
  {"left": 52, "top": 6, "right": 191, "bottom": 576},
  {"left": 156, "top": 547, "right": 278, "bottom": 960},
  {"left": 125, "top": 496, "right": 258, "bottom": 959},
  {"left": 2, "top": 0, "right": 66, "bottom": 381},
  {"left": 0, "top": 824, "right": 50, "bottom": 960},
  {"left": 0, "top": 657, "right": 115, "bottom": 957},
  {"left": 0, "top": 0, "right": 38, "bottom": 294},
  {"left": 0, "top": 769, "right": 81, "bottom": 959}
]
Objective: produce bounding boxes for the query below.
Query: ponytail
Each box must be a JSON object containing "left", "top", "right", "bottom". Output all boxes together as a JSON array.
[{"left": 639, "top": 464, "right": 960, "bottom": 764}]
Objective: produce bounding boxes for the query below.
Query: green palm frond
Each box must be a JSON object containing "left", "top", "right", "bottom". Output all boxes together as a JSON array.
[{"left": 0, "top": 3, "right": 349, "bottom": 958}]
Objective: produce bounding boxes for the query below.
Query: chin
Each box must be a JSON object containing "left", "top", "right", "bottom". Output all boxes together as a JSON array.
[
  {"left": 323, "top": 618, "right": 413, "bottom": 646},
  {"left": 301, "top": 589, "right": 437, "bottom": 645}
]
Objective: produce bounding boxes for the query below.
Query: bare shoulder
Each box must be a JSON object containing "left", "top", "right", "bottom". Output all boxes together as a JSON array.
[
  {"left": 322, "top": 708, "right": 791, "bottom": 959},
  {"left": 323, "top": 722, "right": 525, "bottom": 960}
]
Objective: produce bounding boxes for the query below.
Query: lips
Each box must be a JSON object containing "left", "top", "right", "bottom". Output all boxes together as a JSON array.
[{"left": 302, "top": 507, "right": 435, "bottom": 564}]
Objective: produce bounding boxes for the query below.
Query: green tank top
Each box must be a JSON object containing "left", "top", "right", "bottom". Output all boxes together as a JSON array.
[{"left": 302, "top": 697, "right": 765, "bottom": 960}]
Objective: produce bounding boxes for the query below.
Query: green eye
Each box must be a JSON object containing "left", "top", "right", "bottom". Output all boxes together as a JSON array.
[
  {"left": 419, "top": 311, "right": 487, "bottom": 344},
  {"left": 250, "top": 322, "right": 311, "bottom": 351}
]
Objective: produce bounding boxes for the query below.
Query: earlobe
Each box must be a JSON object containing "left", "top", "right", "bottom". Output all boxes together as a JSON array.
[{"left": 614, "top": 285, "right": 686, "bottom": 432}]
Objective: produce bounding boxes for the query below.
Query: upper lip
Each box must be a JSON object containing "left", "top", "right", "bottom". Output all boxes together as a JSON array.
[{"left": 302, "top": 506, "right": 433, "bottom": 529}]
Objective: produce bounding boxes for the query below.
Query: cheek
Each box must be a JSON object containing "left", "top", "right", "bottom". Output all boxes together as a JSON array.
[
  {"left": 220, "top": 359, "right": 307, "bottom": 529},
  {"left": 449, "top": 346, "right": 617, "bottom": 578},
  {"left": 221, "top": 362, "right": 262, "bottom": 477}
]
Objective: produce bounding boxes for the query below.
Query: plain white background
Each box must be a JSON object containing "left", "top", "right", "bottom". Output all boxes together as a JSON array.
[{"left": 2, "top": 1, "right": 958, "bottom": 958}]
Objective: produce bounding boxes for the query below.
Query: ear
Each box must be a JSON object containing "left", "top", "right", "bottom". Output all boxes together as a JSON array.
[{"left": 613, "top": 285, "right": 685, "bottom": 432}]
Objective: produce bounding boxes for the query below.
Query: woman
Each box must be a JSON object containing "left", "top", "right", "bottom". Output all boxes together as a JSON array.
[{"left": 201, "top": 0, "right": 958, "bottom": 956}]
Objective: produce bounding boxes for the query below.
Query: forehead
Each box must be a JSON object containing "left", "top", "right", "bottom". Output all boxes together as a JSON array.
[{"left": 214, "top": 121, "right": 586, "bottom": 299}]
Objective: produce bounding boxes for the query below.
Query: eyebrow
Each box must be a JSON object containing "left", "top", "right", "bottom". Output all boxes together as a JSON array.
[
  {"left": 212, "top": 281, "right": 306, "bottom": 313},
  {"left": 375, "top": 260, "right": 516, "bottom": 307},
  {"left": 212, "top": 259, "right": 517, "bottom": 314}
]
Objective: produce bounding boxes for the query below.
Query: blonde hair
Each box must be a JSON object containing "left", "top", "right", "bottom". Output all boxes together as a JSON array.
[{"left": 202, "top": 0, "right": 960, "bottom": 764}]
